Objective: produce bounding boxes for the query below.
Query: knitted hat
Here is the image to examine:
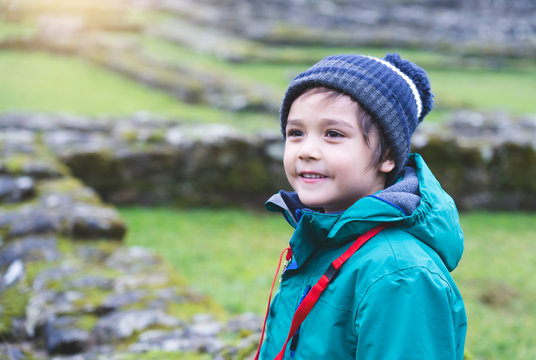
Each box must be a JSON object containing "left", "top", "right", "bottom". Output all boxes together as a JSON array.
[{"left": 280, "top": 53, "right": 433, "bottom": 182}]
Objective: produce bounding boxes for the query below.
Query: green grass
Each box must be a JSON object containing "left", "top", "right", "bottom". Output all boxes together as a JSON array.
[
  {"left": 456, "top": 212, "right": 536, "bottom": 360},
  {"left": 140, "top": 36, "right": 289, "bottom": 91},
  {"left": 428, "top": 68, "right": 536, "bottom": 113},
  {"left": 1, "top": 43, "right": 535, "bottom": 127},
  {"left": 0, "top": 50, "right": 202, "bottom": 116},
  {"left": 0, "top": 19, "right": 35, "bottom": 40},
  {"left": 121, "top": 208, "right": 289, "bottom": 314},
  {"left": 0, "top": 50, "right": 276, "bottom": 131},
  {"left": 120, "top": 208, "right": 536, "bottom": 360}
]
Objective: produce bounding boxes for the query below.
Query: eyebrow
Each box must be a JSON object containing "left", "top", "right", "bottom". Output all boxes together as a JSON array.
[
  {"left": 286, "top": 119, "right": 304, "bottom": 127},
  {"left": 322, "top": 118, "right": 355, "bottom": 130},
  {"left": 286, "top": 118, "right": 356, "bottom": 130}
]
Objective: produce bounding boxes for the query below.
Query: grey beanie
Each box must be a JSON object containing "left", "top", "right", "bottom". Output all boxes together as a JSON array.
[{"left": 280, "top": 53, "right": 433, "bottom": 181}]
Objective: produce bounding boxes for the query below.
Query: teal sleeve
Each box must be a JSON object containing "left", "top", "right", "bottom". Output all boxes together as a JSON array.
[{"left": 355, "top": 268, "right": 463, "bottom": 360}]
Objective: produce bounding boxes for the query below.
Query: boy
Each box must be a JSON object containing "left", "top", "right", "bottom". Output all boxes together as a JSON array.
[{"left": 257, "top": 54, "right": 467, "bottom": 359}]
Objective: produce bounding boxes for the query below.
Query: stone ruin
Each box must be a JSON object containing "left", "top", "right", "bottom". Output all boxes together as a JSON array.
[
  {"left": 2, "top": 111, "right": 535, "bottom": 211},
  {"left": 0, "top": 110, "right": 535, "bottom": 359},
  {"left": 0, "top": 113, "right": 264, "bottom": 359},
  {"left": 153, "top": 0, "right": 536, "bottom": 58},
  {"left": 413, "top": 111, "right": 536, "bottom": 210}
]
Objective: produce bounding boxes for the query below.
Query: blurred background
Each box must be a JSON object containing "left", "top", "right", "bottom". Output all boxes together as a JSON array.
[{"left": 1, "top": 0, "right": 535, "bottom": 359}]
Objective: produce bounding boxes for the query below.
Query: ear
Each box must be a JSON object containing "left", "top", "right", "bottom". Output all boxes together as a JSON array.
[
  {"left": 379, "top": 158, "right": 396, "bottom": 173},
  {"left": 378, "top": 149, "right": 396, "bottom": 174}
]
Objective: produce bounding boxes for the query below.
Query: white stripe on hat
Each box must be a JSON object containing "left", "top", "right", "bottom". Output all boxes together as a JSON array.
[{"left": 366, "top": 56, "right": 423, "bottom": 119}]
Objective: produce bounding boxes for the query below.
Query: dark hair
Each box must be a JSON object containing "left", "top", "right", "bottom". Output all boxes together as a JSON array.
[{"left": 298, "top": 87, "right": 391, "bottom": 170}]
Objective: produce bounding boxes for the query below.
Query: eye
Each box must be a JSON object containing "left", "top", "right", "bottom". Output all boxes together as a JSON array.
[
  {"left": 326, "top": 130, "right": 344, "bottom": 138},
  {"left": 286, "top": 128, "right": 303, "bottom": 137}
]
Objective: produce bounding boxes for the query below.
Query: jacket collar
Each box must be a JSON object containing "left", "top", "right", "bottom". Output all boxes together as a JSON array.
[
  {"left": 266, "top": 154, "right": 464, "bottom": 272},
  {"left": 265, "top": 191, "right": 403, "bottom": 268}
]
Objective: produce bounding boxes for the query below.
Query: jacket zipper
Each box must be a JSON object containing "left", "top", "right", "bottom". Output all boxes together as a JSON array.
[{"left": 289, "top": 285, "right": 312, "bottom": 358}]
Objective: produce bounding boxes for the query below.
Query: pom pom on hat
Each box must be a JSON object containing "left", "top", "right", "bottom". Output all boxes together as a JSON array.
[
  {"left": 383, "top": 53, "right": 434, "bottom": 122},
  {"left": 279, "top": 53, "right": 434, "bottom": 182}
]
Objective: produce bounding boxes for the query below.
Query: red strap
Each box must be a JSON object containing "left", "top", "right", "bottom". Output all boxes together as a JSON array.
[
  {"left": 254, "top": 246, "right": 292, "bottom": 360},
  {"left": 268, "top": 223, "right": 388, "bottom": 360}
]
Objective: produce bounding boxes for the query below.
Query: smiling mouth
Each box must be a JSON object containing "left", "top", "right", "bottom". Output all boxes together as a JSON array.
[{"left": 300, "top": 172, "right": 327, "bottom": 179}]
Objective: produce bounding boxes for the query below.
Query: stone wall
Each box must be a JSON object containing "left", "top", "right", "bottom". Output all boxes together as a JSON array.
[
  {"left": 0, "top": 113, "right": 263, "bottom": 359},
  {"left": 154, "top": 0, "right": 536, "bottom": 58},
  {"left": 413, "top": 111, "right": 536, "bottom": 210},
  {"left": 1, "top": 111, "right": 535, "bottom": 211},
  {"left": 1, "top": 112, "right": 286, "bottom": 207}
]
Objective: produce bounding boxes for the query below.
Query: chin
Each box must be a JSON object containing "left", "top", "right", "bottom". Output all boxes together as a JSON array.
[{"left": 298, "top": 197, "right": 322, "bottom": 209}]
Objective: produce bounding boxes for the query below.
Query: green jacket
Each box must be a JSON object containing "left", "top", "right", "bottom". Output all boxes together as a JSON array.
[{"left": 260, "top": 154, "right": 467, "bottom": 360}]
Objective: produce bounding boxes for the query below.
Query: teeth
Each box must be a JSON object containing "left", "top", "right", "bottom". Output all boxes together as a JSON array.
[{"left": 301, "top": 173, "right": 325, "bottom": 179}]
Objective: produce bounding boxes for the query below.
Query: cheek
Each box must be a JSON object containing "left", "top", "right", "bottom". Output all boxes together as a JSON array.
[
  {"left": 330, "top": 153, "right": 370, "bottom": 181},
  {"left": 283, "top": 146, "right": 294, "bottom": 174},
  {"left": 330, "top": 153, "right": 356, "bottom": 172}
]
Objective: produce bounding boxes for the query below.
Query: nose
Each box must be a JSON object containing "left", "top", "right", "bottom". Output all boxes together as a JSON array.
[{"left": 297, "top": 137, "right": 321, "bottom": 160}]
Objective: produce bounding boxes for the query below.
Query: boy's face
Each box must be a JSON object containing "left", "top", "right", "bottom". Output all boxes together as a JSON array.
[{"left": 284, "top": 90, "right": 395, "bottom": 213}]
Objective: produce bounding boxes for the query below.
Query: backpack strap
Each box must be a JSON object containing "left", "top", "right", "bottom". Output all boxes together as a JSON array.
[{"left": 256, "top": 223, "right": 388, "bottom": 360}]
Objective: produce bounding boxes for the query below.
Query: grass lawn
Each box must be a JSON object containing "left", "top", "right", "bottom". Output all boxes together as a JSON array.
[
  {"left": 120, "top": 208, "right": 288, "bottom": 314},
  {"left": 120, "top": 208, "right": 536, "bottom": 360},
  {"left": 1, "top": 46, "right": 535, "bottom": 124},
  {"left": 0, "top": 50, "right": 208, "bottom": 117},
  {"left": 0, "top": 19, "right": 35, "bottom": 40},
  {"left": 0, "top": 50, "right": 277, "bottom": 131},
  {"left": 428, "top": 67, "right": 536, "bottom": 113}
]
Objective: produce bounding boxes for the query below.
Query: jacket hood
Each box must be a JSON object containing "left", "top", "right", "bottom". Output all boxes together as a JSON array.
[{"left": 266, "top": 153, "right": 464, "bottom": 272}]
